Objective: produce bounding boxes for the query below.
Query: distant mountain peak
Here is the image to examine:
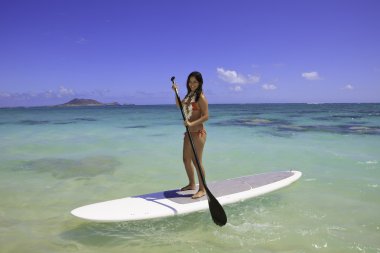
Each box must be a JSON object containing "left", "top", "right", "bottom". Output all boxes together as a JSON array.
[
  {"left": 58, "top": 98, "right": 121, "bottom": 107},
  {"left": 63, "top": 98, "right": 102, "bottom": 106}
]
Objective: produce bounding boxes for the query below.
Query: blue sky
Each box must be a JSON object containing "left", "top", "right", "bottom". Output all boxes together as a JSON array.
[{"left": 0, "top": 0, "right": 379, "bottom": 106}]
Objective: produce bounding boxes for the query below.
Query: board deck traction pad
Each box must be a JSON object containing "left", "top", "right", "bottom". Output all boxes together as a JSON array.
[{"left": 143, "top": 171, "right": 295, "bottom": 204}]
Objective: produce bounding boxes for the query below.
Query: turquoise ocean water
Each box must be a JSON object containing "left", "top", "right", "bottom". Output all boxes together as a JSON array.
[{"left": 0, "top": 103, "right": 379, "bottom": 253}]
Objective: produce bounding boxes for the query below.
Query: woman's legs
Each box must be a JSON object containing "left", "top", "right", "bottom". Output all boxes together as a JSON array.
[
  {"left": 191, "top": 133, "right": 206, "bottom": 198},
  {"left": 181, "top": 134, "right": 196, "bottom": 191},
  {"left": 181, "top": 132, "right": 206, "bottom": 198}
]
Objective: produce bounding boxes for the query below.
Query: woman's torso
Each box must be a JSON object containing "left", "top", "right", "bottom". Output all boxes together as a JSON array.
[{"left": 182, "top": 97, "right": 204, "bottom": 132}]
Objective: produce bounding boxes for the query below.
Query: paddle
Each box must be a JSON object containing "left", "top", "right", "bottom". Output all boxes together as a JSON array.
[{"left": 170, "top": 76, "right": 227, "bottom": 226}]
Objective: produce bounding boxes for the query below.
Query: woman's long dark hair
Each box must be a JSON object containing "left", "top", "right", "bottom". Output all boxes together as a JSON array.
[{"left": 185, "top": 71, "right": 203, "bottom": 102}]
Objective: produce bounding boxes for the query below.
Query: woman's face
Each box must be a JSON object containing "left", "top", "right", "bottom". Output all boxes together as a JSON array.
[{"left": 188, "top": 76, "right": 200, "bottom": 92}]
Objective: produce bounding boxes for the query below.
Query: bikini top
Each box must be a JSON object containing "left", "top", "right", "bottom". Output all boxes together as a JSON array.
[{"left": 191, "top": 102, "right": 199, "bottom": 111}]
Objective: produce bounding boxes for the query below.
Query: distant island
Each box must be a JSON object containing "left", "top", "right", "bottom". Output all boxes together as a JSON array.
[{"left": 57, "top": 98, "right": 122, "bottom": 107}]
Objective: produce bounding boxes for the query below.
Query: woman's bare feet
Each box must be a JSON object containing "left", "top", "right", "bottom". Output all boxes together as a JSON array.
[
  {"left": 191, "top": 190, "right": 206, "bottom": 199},
  {"left": 180, "top": 184, "right": 196, "bottom": 191}
]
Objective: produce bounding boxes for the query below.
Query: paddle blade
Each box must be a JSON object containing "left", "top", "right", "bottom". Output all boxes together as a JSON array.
[
  {"left": 207, "top": 189, "right": 227, "bottom": 226},
  {"left": 171, "top": 76, "right": 175, "bottom": 83}
]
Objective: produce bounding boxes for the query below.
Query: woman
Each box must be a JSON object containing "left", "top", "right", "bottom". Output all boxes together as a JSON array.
[{"left": 172, "top": 71, "right": 209, "bottom": 199}]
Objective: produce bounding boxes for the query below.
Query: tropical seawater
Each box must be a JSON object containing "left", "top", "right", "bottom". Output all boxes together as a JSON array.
[{"left": 0, "top": 103, "right": 379, "bottom": 253}]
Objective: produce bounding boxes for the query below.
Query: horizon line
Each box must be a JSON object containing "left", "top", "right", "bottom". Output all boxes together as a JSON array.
[{"left": 1, "top": 102, "right": 380, "bottom": 109}]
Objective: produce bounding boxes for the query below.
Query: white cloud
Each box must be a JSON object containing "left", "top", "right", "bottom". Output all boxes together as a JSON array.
[
  {"left": 262, "top": 84, "right": 277, "bottom": 90},
  {"left": 44, "top": 90, "right": 55, "bottom": 98},
  {"left": 1, "top": 86, "right": 77, "bottom": 100},
  {"left": 76, "top": 37, "right": 88, "bottom": 44},
  {"left": 302, "top": 71, "right": 321, "bottom": 80},
  {"left": 89, "top": 89, "right": 111, "bottom": 97},
  {"left": 230, "top": 85, "right": 242, "bottom": 92},
  {"left": 343, "top": 84, "right": 354, "bottom": 90},
  {"left": 247, "top": 74, "right": 260, "bottom": 83},
  {"left": 0, "top": 92, "right": 11, "bottom": 98},
  {"left": 40, "top": 86, "right": 75, "bottom": 98},
  {"left": 58, "top": 86, "right": 75, "bottom": 97},
  {"left": 217, "top": 68, "right": 245, "bottom": 84},
  {"left": 217, "top": 67, "right": 260, "bottom": 84}
]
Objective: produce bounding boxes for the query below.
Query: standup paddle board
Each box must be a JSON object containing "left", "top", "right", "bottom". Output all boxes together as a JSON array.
[{"left": 71, "top": 170, "right": 301, "bottom": 222}]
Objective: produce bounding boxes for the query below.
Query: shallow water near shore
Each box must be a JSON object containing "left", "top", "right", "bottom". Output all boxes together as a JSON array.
[{"left": 1, "top": 104, "right": 379, "bottom": 253}]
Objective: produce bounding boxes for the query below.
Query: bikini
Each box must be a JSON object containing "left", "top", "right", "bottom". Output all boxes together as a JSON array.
[{"left": 183, "top": 94, "right": 207, "bottom": 138}]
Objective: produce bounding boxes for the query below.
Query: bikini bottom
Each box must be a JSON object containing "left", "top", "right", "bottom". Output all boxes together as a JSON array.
[{"left": 184, "top": 129, "right": 206, "bottom": 138}]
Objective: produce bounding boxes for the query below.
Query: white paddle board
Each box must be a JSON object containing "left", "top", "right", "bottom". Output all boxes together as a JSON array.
[{"left": 71, "top": 170, "right": 301, "bottom": 222}]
